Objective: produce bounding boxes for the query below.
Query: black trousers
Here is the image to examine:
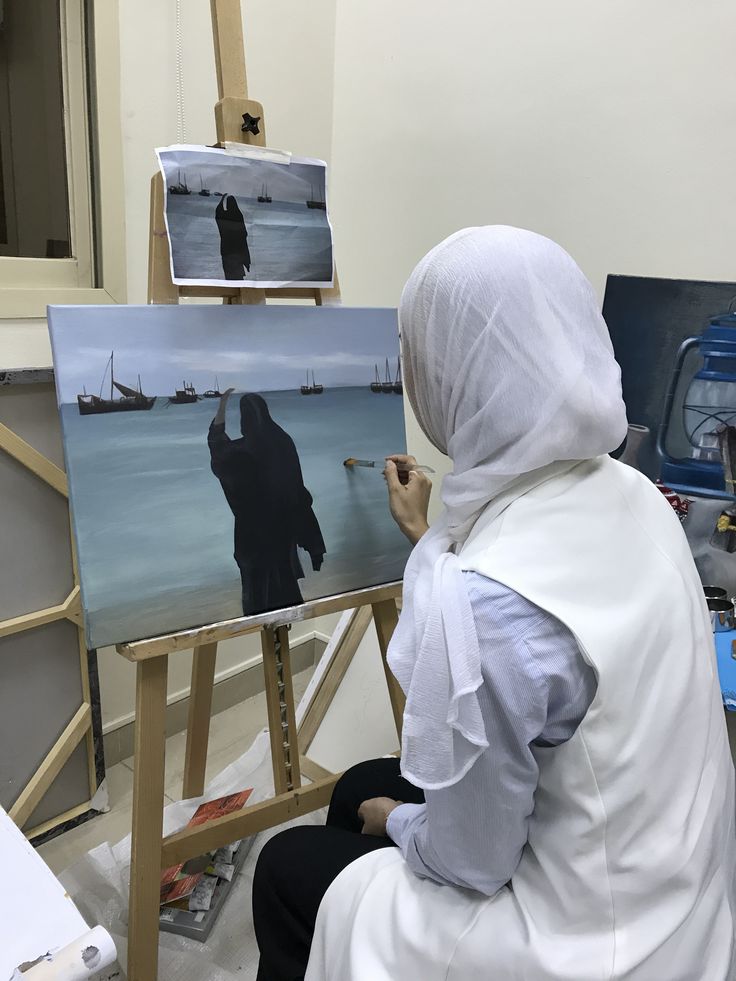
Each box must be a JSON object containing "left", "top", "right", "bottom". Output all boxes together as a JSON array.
[{"left": 253, "top": 757, "right": 425, "bottom": 981}]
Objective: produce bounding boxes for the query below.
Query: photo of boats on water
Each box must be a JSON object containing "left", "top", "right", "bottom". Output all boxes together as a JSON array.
[
  {"left": 156, "top": 144, "right": 333, "bottom": 289},
  {"left": 48, "top": 304, "right": 410, "bottom": 649}
]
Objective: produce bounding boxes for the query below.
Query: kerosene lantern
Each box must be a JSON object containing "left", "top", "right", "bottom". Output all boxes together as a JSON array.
[{"left": 658, "top": 313, "right": 736, "bottom": 499}]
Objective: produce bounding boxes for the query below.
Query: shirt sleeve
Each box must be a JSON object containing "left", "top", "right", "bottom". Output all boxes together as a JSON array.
[{"left": 386, "top": 572, "right": 597, "bottom": 896}]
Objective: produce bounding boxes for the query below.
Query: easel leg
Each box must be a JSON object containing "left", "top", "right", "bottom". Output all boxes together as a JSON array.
[
  {"left": 147, "top": 174, "right": 179, "bottom": 304},
  {"left": 371, "top": 600, "right": 405, "bottom": 740},
  {"left": 262, "top": 625, "right": 301, "bottom": 794},
  {"left": 182, "top": 642, "right": 218, "bottom": 799},
  {"left": 128, "top": 656, "right": 168, "bottom": 981}
]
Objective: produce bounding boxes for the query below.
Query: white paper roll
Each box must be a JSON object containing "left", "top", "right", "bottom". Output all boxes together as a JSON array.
[{"left": 18, "top": 927, "right": 117, "bottom": 980}]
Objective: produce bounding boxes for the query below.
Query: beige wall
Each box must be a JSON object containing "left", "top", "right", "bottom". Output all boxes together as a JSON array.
[{"left": 328, "top": 0, "right": 736, "bottom": 501}]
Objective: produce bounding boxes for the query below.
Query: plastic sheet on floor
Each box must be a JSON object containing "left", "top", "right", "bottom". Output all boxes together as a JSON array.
[{"left": 60, "top": 727, "right": 327, "bottom": 980}]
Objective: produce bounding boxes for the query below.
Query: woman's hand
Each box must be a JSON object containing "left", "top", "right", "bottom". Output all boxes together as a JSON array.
[
  {"left": 384, "top": 454, "right": 431, "bottom": 545},
  {"left": 358, "top": 797, "right": 402, "bottom": 837}
]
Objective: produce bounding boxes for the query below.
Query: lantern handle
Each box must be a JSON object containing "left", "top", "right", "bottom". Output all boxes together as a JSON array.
[{"left": 656, "top": 335, "right": 700, "bottom": 465}]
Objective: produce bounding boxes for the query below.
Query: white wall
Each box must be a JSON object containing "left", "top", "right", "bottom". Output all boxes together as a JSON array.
[{"left": 328, "top": 0, "right": 736, "bottom": 497}]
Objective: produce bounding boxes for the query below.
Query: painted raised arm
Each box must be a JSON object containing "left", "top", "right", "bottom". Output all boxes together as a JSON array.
[{"left": 213, "top": 387, "right": 235, "bottom": 426}]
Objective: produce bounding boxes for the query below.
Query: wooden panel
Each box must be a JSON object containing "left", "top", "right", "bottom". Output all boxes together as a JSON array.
[
  {"left": 8, "top": 703, "right": 91, "bottom": 828},
  {"left": 161, "top": 774, "right": 339, "bottom": 868},
  {"left": 276, "top": 625, "right": 301, "bottom": 790},
  {"left": 117, "top": 581, "right": 402, "bottom": 661},
  {"left": 0, "top": 389, "right": 99, "bottom": 839},
  {"left": 371, "top": 599, "right": 405, "bottom": 739},
  {"left": 147, "top": 173, "right": 179, "bottom": 305},
  {"left": 128, "top": 656, "right": 168, "bottom": 981},
  {"left": 261, "top": 627, "right": 289, "bottom": 795},
  {"left": 0, "top": 586, "right": 80, "bottom": 640},
  {"left": 210, "top": 0, "right": 247, "bottom": 99},
  {"left": 182, "top": 643, "right": 218, "bottom": 799},
  {"left": 24, "top": 798, "right": 94, "bottom": 841},
  {"left": 0, "top": 422, "right": 67, "bottom": 496},
  {"left": 214, "top": 96, "right": 266, "bottom": 147}
]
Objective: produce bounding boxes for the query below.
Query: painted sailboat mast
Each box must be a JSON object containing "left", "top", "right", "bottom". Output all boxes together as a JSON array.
[{"left": 79, "top": 351, "right": 155, "bottom": 415}]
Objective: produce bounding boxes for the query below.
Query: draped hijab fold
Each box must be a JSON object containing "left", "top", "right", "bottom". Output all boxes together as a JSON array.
[{"left": 387, "top": 226, "right": 628, "bottom": 789}]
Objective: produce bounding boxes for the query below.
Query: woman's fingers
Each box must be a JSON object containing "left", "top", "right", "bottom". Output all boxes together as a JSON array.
[
  {"left": 383, "top": 461, "right": 432, "bottom": 545},
  {"left": 383, "top": 458, "right": 402, "bottom": 492},
  {"left": 386, "top": 453, "right": 418, "bottom": 469}
]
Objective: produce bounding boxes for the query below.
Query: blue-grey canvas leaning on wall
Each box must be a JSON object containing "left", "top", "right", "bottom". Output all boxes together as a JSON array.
[{"left": 48, "top": 305, "right": 411, "bottom": 649}]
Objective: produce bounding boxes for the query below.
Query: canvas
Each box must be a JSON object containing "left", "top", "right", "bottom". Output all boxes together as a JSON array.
[
  {"left": 602, "top": 275, "right": 736, "bottom": 482},
  {"left": 48, "top": 305, "right": 410, "bottom": 649},
  {"left": 156, "top": 145, "right": 333, "bottom": 289}
]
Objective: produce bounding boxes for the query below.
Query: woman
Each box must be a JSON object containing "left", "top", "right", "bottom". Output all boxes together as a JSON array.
[
  {"left": 215, "top": 194, "right": 251, "bottom": 279},
  {"left": 253, "top": 227, "right": 736, "bottom": 980},
  {"left": 208, "top": 390, "right": 325, "bottom": 615}
]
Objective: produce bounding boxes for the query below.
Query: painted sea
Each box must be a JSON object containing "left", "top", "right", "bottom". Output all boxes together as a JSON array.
[
  {"left": 166, "top": 193, "right": 333, "bottom": 285},
  {"left": 62, "top": 388, "right": 410, "bottom": 649}
]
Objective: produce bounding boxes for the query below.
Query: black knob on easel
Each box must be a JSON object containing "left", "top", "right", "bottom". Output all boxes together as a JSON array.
[{"left": 241, "top": 112, "right": 261, "bottom": 135}]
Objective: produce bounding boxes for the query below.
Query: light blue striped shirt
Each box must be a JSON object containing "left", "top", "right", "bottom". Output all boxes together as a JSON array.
[{"left": 386, "top": 572, "right": 597, "bottom": 897}]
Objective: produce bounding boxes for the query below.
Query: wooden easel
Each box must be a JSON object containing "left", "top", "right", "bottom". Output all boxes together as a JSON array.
[{"left": 121, "top": 3, "right": 405, "bottom": 978}]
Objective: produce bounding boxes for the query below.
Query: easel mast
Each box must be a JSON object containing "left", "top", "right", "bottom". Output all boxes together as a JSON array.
[
  {"left": 127, "top": 5, "right": 403, "bottom": 978},
  {"left": 148, "top": 0, "right": 339, "bottom": 307}
]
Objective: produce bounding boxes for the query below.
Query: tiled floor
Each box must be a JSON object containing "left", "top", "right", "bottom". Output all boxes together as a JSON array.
[{"left": 38, "top": 667, "right": 315, "bottom": 877}]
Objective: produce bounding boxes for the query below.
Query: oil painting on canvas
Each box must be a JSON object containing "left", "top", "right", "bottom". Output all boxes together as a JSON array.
[
  {"left": 48, "top": 305, "right": 410, "bottom": 649},
  {"left": 156, "top": 145, "right": 333, "bottom": 289},
  {"left": 603, "top": 275, "right": 736, "bottom": 489}
]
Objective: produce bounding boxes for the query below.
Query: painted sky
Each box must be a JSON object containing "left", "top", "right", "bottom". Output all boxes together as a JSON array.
[
  {"left": 48, "top": 305, "right": 400, "bottom": 404},
  {"left": 157, "top": 146, "right": 326, "bottom": 204}
]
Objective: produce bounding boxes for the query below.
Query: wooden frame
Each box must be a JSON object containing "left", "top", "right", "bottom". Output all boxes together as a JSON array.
[
  {"left": 0, "top": 0, "right": 127, "bottom": 318},
  {"left": 0, "top": 413, "right": 100, "bottom": 837}
]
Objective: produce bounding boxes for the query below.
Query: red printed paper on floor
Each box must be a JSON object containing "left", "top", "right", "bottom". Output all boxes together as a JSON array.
[
  {"left": 160, "top": 872, "right": 203, "bottom": 906},
  {"left": 160, "top": 863, "right": 184, "bottom": 891},
  {"left": 188, "top": 789, "right": 253, "bottom": 828}
]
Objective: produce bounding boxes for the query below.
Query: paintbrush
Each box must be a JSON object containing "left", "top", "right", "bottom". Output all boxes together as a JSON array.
[{"left": 343, "top": 457, "right": 435, "bottom": 474}]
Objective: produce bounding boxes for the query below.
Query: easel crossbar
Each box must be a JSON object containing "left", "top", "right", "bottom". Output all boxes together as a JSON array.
[
  {"left": 117, "top": 582, "right": 402, "bottom": 661},
  {"left": 161, "top": 773, "right": 339, "bottom": 868}
]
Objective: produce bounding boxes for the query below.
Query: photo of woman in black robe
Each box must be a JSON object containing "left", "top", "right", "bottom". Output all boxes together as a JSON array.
[
  {"left": 208, "top": 390, "right": 326, "bottom": 616},
  {"left": 215, "top": 195, "right": 251, "bottom": 280}
]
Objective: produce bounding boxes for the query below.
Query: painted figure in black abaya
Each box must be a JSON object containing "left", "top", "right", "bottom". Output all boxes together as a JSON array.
[
  {"left": 208, "top": 389, "right": 326, "bottom": 616},
  {"left": 215, "top": 194, "right": 251, "bottom": 280}
]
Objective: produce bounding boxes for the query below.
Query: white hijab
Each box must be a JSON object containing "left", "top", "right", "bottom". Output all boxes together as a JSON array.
[{"left": 387, "top": 226, "right": 628, "bottom": 790}]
